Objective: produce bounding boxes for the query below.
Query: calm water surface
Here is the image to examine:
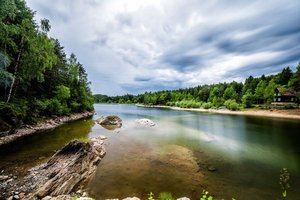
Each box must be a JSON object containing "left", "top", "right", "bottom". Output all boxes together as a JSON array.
[{"left": 0, "top": 104, "right": 299, "bottom": 200}]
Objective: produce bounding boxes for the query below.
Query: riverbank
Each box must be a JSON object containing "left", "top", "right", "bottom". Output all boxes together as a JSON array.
[
  {"left": 0, "top": 111, "right": 94, "bottom": 146},
  {"left": 0, "top": 137, "right": 106, "bottom": 200},
  {"left": 137, "top": 104, "right": 300, "bottom": 120}
]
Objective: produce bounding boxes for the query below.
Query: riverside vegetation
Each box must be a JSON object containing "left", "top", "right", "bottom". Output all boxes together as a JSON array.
[
  {"left": 0, "top": 0, "right": 94, "bottom": 133},
  {"left": 94, "top": 64, "right": 300, "bottom": 110}
]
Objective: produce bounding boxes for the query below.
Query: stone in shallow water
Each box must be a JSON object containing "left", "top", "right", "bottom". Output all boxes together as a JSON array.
[
  {"left": 122, "top": 197, "right": 140, "bottom": 200},
  {"left": 135, "top": 118, "right": 155, "bottom": 127},
  {"left": 96, "top": 116, "right": 122, "bottom": 126},
  {"left": 208, "top": 166, "right": 217, "bottom": 172},
  {"left": 96, "top": 116, "right": 122, "bottom": 130}
]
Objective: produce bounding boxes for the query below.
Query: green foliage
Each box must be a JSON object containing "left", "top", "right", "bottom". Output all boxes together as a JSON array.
[
  {"left": 71, "top": 196, "right": 94, "bottom": 200},
  {"left": 170, "top": 100, "right": 202, "bottom": 108},
  {"left": 264, "top": 79, "right": 277, "bottom": 103},
  {"left": 254, "top": 80, "right": 267, "bottom": 104},
  {"left": 288, "top": 62, "right": 300, "bottom": 92},
  {"left": 55, "top": 85, "right": 71, "bottom": 100},
  {"left": 148, "top": 192, "right": 154, "bottom": 200},
  {"left": 202, "top": 102, "right": 212, "bottom": 109},
  {"left": 200, "top": 190, "right": 213, "bottom": 200},
  {"left": 242, "top": 90, "right": 254, "bottom": 108},
  {"left": 0, "top": 0, "right": 94, "bottom": 127},
  {"left": 224, "top": 99, "right": 240, "bottom": 111},
  {"left": 158, "top": 192, "right": 175, "bottom": 200},
  {"left": 279, "top": 168, "right": 290, "bottom": 200},
  {"left": 94, "top": 64, "right": 299, "bottom": 110},
  {"left": 223, "top": 86, "right": 238, "bottom": 101},
  {"left": 277, "top": 67, "right": 293, "bottom": 85}
]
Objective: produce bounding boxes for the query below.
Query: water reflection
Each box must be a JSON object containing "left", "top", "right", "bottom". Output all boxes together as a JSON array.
[
  {"left": 89, "top": 104, "right": 300, "bottom": 200},
  {"left": 0, "top": 118, "right": 94, "bottom": 174}
]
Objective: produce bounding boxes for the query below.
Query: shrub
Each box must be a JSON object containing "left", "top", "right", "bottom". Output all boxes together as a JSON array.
[
  {"left": 224, "top": 99, "right": 240, "bottom": 111},
  {"left": 158, "top": 192, "right": 175, "bottom": 200},
  {"left": 202, "top": 102, "right": 212, "bottom": 109},
  {"left": 46, "top": 98, "right": 70, "bottom": 116}
]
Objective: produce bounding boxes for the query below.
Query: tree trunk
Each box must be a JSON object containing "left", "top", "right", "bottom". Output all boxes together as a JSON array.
[{"left": 6, "top": 36, "right": 24, "bottom": 103}]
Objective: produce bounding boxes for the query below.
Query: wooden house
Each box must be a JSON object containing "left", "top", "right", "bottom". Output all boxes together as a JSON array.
[{"left": 273, "top": 88, "right": 297, "bottom": 103}]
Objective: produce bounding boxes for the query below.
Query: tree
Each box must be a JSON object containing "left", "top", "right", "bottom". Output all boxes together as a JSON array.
[
  {"left": 198, "top": 86, "right": 210, "bottom": 102},
  {"left": 254, "top": 80, "right": 267, "bottom": 104},
  {"left": 278, "top": 67, "right": 293, "bottom": 85},
  {"left": 223, "top": 86, "right": 238, "bottom": 101},
  {"left": 288, "top": 62, "right": 300, "bottom": 92},
  {"left": 264, "top": 79, "right": 277, "bottom": 103},
  {"left": 242, "top": 90, "right": 254, "bottom": 108},
  {"left": 0, "top": 0, "right": 94, "bottom": 128},
  {"left": 40, "top": 18, "right": 51, "bottom": 33},
  {"left": 55, "top": 85, "right": 70, "bottom": 100}
]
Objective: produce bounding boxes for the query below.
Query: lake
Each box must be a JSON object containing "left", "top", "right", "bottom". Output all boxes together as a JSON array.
[{"left": 1, "top": 104, "right": 299, "bottom": 199}]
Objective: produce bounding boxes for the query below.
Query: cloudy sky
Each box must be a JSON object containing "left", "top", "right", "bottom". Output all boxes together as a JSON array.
[{"left": 26, "top": 0, "right": 300, "bottom": 95}]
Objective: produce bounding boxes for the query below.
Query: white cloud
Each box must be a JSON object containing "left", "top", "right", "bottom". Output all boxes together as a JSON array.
[{"left": 26, "top": 0, "right": 300, "bottom": 95}]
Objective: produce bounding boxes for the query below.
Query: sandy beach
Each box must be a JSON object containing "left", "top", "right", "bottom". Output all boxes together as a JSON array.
[{"left": 138, "top": 105, "right": 300, "bottom": 120}]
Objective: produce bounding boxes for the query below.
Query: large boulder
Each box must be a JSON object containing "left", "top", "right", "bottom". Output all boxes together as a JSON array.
[
  {"left": 95, "top": 115, "right": 122, "bottom": 130},
  {"left": 25, "top": 137, "right": 106, "bottom": 199}
]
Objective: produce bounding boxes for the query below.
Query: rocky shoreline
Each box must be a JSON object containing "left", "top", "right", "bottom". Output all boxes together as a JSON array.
[
  {"left": 0, "top": 111, "right": 94, "bottom": 147},
  {"left": 0, "top": 137, "right": 106, "bottom": 200}
]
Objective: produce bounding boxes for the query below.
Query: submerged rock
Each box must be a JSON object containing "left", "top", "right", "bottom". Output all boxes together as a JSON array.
[
  {"left": 135, "top": 118, "right": 155, "bottom": 127},
  {"left": 208, "top": 166, "right": 217, "bottom": 172},
  {"left": 96, "top": 116, "right": 122, "bottom": 130},
  {"left": 96, "top": 115, "right": 122, "bottom": 126},
  {"left": 25, "top": 137, "right": 106, "bottom": 199}
]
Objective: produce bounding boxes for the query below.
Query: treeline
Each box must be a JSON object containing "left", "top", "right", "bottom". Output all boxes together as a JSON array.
[
  {"left": 95, "top": 63, "right": 300, "bottom": 110},
  {"left": 0, "top": 0, "right": 93, "bottom": 131}
]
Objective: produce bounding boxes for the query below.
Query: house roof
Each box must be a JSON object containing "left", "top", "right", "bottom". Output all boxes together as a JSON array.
[{"left": 275, "top": 88, "right": 297, "bottom": 96}]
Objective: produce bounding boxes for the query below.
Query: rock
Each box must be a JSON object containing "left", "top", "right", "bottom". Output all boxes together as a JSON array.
[
  {"left": 41, "top": 196, "right": 52, "bottom": 200},
  {"left": 26, "top": 137, "right": 106, "bottom": 199},
  {"left": 76, "top": 190, "right": 82, "bottom": 195},
  {"left": 95, "top": 116, "right": 122, "bottom": 126},
  {"left": 208, "top": 166, "right": 217, "bottom": 172},
  {"left": 13, "top": 195, "right": 20, "bottom": 199},
  {"left": 18, "top": 192, "right": 25, "bottom": 199},
  {"left": 7, "top": 178, "right": 13, "bottom": 182},
  {"left": 122, "top": 197, "right": 140, "bottom": 200},
  {"left": 135, "top": 118, "right": 155, "bottom": 127},
  {"left": 82, "top": 192, "right": 87, "bottom": 197},
  {"left": 0, "top": 175, "right": 9, "bottom": 181},
  {"left": 99, "top": 135, "right": 107, "bottom": 140},
  {"left": 177, "top": 198, "right": 190, "bottom": 200},
  {"left": 52, "top": 195, "right": 71, "bottom": 200}
]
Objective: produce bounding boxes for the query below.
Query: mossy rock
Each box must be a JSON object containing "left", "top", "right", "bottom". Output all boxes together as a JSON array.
[{"left": 95, "top": 115, "right": 122, "bottom": 127}]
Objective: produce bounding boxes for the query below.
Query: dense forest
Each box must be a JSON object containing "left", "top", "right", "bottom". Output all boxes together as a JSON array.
[
  {"left": 95, "top": 63, "right": 300, "bottom": 110},
  {"left": 0, "top": 0, "right": 94, "bottom": 131}
]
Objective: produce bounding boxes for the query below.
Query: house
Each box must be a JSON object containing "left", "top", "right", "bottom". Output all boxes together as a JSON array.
[{"left": 273, "top": 88, "right": 297, "bottom": 103}]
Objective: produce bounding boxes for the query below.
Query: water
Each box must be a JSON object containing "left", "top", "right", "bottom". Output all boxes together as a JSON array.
[{"left": 1, "top": 104, "right": 300, "bottom": 199}]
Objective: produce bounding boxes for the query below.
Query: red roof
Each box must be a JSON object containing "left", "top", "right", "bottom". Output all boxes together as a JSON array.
[
  {"left": 275, "top": 88, "right": 297, "bottom": 97},
  {"left": 283, "top": 91, "right": 296, "bottom": 96}
]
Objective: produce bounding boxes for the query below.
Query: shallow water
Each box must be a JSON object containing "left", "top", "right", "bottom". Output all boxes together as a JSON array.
[{"left": 1, "top": 104, "right": 300, "bottom": 199}]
